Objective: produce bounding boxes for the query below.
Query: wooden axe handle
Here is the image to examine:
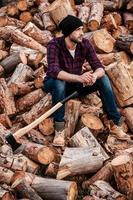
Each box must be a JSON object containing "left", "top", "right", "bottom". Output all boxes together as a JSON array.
[
  {"left": 13, "top": 91, "right": 78, "bottom": 140},
  {"left": 13, "top": 102, "right": 62, "bottom": 139}
]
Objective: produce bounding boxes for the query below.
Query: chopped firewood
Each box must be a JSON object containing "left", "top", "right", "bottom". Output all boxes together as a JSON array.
[
  {"left": 123, "top": 12, "right": 133, "bottom": 34},
  {"left": 116, "top": 34, "right": 133, "bottom": 55},
  {"left": 9, "top": 82, "right": 34, "bottom": 96},
  {"left": 38, "top": 117, "right": 54, "bottom": 135},
  {"left": 20, "top": 11, "right": 32, "bottom": 23},
  {"left": 0, "top": 113, "right": 12, "bottom": 128},
  {"left": 0, "top": 185, "right": 15, "bottom": 200},
  {"left": 0, "top": 167, "right": 14, "bottom": 185},
  {"left": 0, "top": 50, "right": 8, "bottom": 61},
  {"left": 7, "top": 3, "right": 19, "bottom": 16},
  {"left": 0, "top": 16, "right": 26, "bottom": 28},
  {"left": 112, "top": 25, "right": 129, "bottom": 39},
  {"left": 122, "top": 107, "right": 133, "bottom": 133}
]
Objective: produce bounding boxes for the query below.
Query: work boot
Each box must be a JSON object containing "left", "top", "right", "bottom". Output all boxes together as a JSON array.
[
  {"left": 53, "top": 121, "right": 65, "bottom": 147},
  {"left": 53, "top": 129, "right": 65, "bottom": 146},
  {"left": 109, "top": 120, "right": 130, "bottom": 141}
]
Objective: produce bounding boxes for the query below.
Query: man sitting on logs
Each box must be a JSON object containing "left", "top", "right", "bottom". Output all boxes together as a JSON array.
[{"left": 43, "top": 15, "right": 130, "bottom": 146}]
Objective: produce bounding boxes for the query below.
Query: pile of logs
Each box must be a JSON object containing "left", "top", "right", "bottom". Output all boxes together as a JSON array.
[{"left": 0, "top": 0, "right": 133, "bottom": 199}]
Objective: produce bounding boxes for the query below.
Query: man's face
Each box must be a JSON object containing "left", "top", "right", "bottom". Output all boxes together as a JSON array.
[{"left": 69, "top": 26, "right": 84, "bottom": 43}]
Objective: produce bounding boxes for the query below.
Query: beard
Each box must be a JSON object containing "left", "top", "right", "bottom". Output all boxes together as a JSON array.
[{"left": 70, "top": 35, "right": 83, "bottom": 43}]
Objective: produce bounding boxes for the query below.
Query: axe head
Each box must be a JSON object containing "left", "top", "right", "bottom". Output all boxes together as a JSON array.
[{"left": 5, "top": 133, "right": 21, "bottom": 152}]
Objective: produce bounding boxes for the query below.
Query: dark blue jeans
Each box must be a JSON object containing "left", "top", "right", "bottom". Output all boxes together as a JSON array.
[{"left": 44, "top": 75, "right": 121, "bottom": 124}]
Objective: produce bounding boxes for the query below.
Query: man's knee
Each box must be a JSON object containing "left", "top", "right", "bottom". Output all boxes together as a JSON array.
[{"left": 98, "top": 75, "right": 113, "bottom": 92}]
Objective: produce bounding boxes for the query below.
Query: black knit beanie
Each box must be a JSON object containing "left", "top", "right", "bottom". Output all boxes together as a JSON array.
[{"left": 59, "top": 15, "right": 83, "bottom": 37}]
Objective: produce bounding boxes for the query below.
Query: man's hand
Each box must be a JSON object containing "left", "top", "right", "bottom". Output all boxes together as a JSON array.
[{"left": 79, "top": 72, "right": 97, "bottom": 86}]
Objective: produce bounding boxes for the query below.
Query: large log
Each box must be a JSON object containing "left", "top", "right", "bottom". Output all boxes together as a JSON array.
[
  {"left": 11, "top": 29, "right": 46, "bottom": 54},
  {"left": 22, "top": 142, "right": 60, "bottom": 165},
  {"left": 65, "top": 99, "right": 81, "bottom": 138},
  {"left": 22, "top": 93, "right": 52, "bottom": 124},
  {"left": 23, "top": 22, "right": 53, "bottom": 46},
  {"left": 12, "top": 178, "right": 43, "bottom": 200},
  {"left": 8, "top": 63, "right": 34, "bottom": 86},
  {"left": 57, "top": 147, "right": 105, "bottom": 180},
  {"left": 11, "top": 171, "right": 78, "bottom": 200},
  {"left": 16, "top": 89, "right": 45, "bottom": 112},
  {"left": 87, "top": 1, "right": 104, "bottom": 31},
  {"left": 84, "top": 28, "right": 116, "bottom": 53},
  {"left": 105, "top": 61, "right": 133, "bottom": 107},
  {"left": 69, "top": 127, "right": 109, "bottom": 159},
  {"left": 111, "top": 154, "right": 133, "bottom": 197},
  {"left": 115, "top": 34, "right": 133, "bottom": 55},
  {"left": 46, "top": 0, "right": 75, "bottom": 25},
  {"left": 0, "top": 78, "right": 16, "bottom": 116}
]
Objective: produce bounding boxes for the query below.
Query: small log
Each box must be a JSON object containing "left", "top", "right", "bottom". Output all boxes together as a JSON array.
[
  {"left": 27, "top": 129, "right": 54, "bottom": 145},
  {"left": 12, "top": 178, "right": 43, "bottom": 200},
  {"left": 17, "top": 0, "right": 35, "bottom": 11},
  {"left": 79, "top": 113, "right": 104, "bottom": 136},
  {"left": 10, "top": 43, "right": 39, "bottom": 55},
  {"left": 0, "top": 153, "right": 27, "bottom": 171},
  {"left": 27, "top": 52, "right": 44, "bottom": 67},
  {"left": 32, "top": 13, "right": 44, "bottom": 29},
  {"left": 69, "top": 127, "right": 109, "bottom": 160},
  {"left": 0, "top": 186, "right": 15, "bottom": 200},
  {"left": 78, "top": 5, "right": 90, "bottom": 24},
  {"left": 0, "top": 26, "right": 17, "bottom": 41},
  {"left": 46, "top": 0, "right": 75, "bottom": 25},
  {"left": 22, "top": 142, "right": 60, "bottom": 165},
  {"left": 87, "top": 1, "right": 104, "bottom": 31},
  {"left": 97, "top": 51, "right": 131, "bottom": 66},
  {"left": 20, "top": 155, "right": 39, "bottom": 174},
  {"left": 23, "top": 22, "right": 53, "bottom": 46},
  {"left": 9, "top": 81, "right": 34, "bottom": 96},
  {"left": 0, "top": 78, "right": 16, "bottom": 116},
  {"left": 22, "top": 93, "right": 52, "bottom": 124},
  {"left": 11, "top": 171, "right": 78, "bottom": 200},
  {"left": 11, "top": 29, "right": 46, "bottom": 54},
  {"left": 0, "top": 53, "right": 23, "bottom": 74},
  {"left": 65, "top": 99, "right": 81, "bottom": 138},
  {"left": 115, "top": 34, "right": 133, "bottom": 55},
  {"left": 0, "top": 16, "right": 25, "bottom": 28},
  {"left": 7, "top": 3, "right": 19, "bottom": 16},
  {"left": 105, "top": 61, "right": 133, "bottom": 107},
  {"left": 38, "top": 117, "right": 54, "bottom": 136},
  {"left": 101, "top": 12, "right": 122, "bottom": 31},
  {"left": 0, "top": 113, "right": 12, "bottom": 128},
  {"left": 123, "top": 12, "right": 133, "bottom": 34},
  {"left": 57, "top": 147, "right": 105, "bottom": 180},
  {"left": 16, "top": 89, "right": 45, "bottom": 112},
  {"left": 84, "top": 28, "right": 116, "bottom": 53},
  {"left": 20, "top": 11, "right": 32, "bottom": 23},
  {"left": 122, "top": 107, "right": 133, "bottom": 133},
  {"left": 8, "top": 63, "right": 34, "bottom": 86},
  {"left": 111, "top": 154, "right": 133, "bottom": 196},
  {"left": 89, "top": 180, "right": 127, "bottom": 200},
  {"left": 0, "top": 167, "right": 14, "bottom": 184},
  {"left": 112, "top": 25, "right": 129, "bottom": 39}
]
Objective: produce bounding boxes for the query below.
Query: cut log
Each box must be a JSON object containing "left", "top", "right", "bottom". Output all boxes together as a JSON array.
[
  {"left": 22, "top": 93, "right": 52, "bottom": 124},
  {"left": 97, "top": 51, "right": 131, "bottom": 66},
  {"left": 0, "top": 16, "right": 26, "bottom": 28},
  {"left": 16, "top": 89, "right": 45, "bottom": 112},
  {"left": 0, "top": 26, "right": 17, "bottom": 41},
  {"left": 101, "top": 12, "right": 122, "bottom": 31},
  {"left": 0, "top": 153, "right": 27, "bottom": 171},
  {"left": 11, "top": 171, "right": 78, "bottom": 200},
  {"left": 69, "top": 127, "right": 109, "bottom": 160},
  {"left": 10, "top": 43, "right": 39, "bottom": 55},
  {"left": 9, "top": 81, "right": 34, "bottom": 96},
  {"left": 8, "top": 63, "right": 34, "bottom": 86},
  {"left": 0, "top": 167, "right": 14, "bottom": 185},
  {"left": 89, "top": 180, "right": 127, "bottom": 200},
  {"left": 11, "top": 29, "right": 46, "bottom": 54},
  {"left": 20, "top": 11, "right": 32, "bottom": 23},
  {"left": 46, "top": 0, "right": 75, "bottom": 25},
  {"left": 122, "top": 107, "right": 133, "bottom": 133},
  {"left": 79, "top": 113, "right": 104, "bottom": 137},
  {"left": 57, "top": 147, "right": 105, "bottom": 179},
  {"left": 17, "top": 0, "right": 35, "bottom": 11},
  {"left": 0, "top": 113, "right": 12, "bottom": 128},
  {"left": 82, "top": 162, "right": 113, "bottom": 189},
  {"left": 23, "top": 22, "right": 53, "bottom": 46},
  {"left": 38, "top": 117, "right": 54, "bottom": 135},
  {"left": 78, "top": 5, "right": 90, "bottom": 24},
  {"left": 22, "top": 142, "right": 60, "bottom": 165},
  {"left": 0, "top": 78, "right": 16, "bottom": 116},
  {"left": 12, "top": 178, "right": 43, "bottom": 200},
  {"left": 87, "top": 1, "right": 104, "bottom": 31},
  {"left": 123, "top": 12, "right": 133, "bottom": 34},
  {"left": 65, "top": 99, "right": 81, "bottom": 138},
  {"left": 84, "top": 28, "right": 116, "bottom": 53},
  {"left": 115, "top": 34, "right": 133, "bottom": 55},
  {"left": 7, "top": 3, "right": 19, "bottom": 16},
  {"left": 111, "top": 154, "right": 133, "bottom": 196},
  {"left": 45, "top": 162, "right": 59, "bottom": 178},
  {"left": 105, "top": 61, "right": 133, "bottom": 107}
]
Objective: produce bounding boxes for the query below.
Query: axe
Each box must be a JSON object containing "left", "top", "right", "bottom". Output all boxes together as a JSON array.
[{"left": 6, "top": 91, "right": 78, "bottom": 152}]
